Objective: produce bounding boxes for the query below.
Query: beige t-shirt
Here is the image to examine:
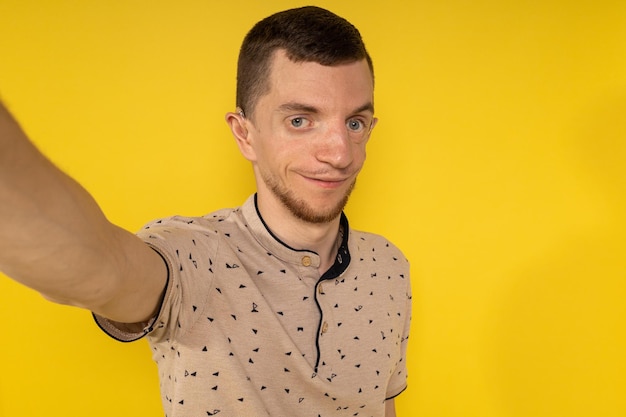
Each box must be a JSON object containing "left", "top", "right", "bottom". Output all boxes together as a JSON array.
[{"left": 96, "top": 195, "right": 411, "bottom": 417}]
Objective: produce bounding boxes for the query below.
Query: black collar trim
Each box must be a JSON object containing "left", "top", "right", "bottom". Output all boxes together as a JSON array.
[{"left": 253, "top": 194, "right": 351, "bottom": 279}]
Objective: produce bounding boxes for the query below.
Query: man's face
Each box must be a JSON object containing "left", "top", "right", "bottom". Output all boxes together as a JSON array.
[{"left": 243, "top": 50, "right": 376, "bottom": 224}]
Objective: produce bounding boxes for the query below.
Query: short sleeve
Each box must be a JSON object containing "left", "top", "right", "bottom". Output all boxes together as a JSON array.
[{"left": 93, "top": 216, "right": 220, "bottom": 343}]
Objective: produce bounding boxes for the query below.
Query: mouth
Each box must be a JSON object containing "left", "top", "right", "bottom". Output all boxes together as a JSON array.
[{"left": 301, "top": 174, "right": 352, "bottom": 189}]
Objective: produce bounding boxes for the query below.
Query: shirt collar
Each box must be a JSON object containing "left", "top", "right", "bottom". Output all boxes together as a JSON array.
[{"left": 240, "top": 194, "right": 351, "bottom": 278}]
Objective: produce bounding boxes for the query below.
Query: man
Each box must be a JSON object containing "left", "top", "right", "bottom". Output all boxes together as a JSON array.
[{"left": 0, "top": 6, "right": 411, "bottom": 417}]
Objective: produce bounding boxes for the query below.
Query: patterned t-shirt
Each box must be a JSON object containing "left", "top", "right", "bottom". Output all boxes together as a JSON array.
[{"left": 95, "top": 195, "right": 412, "bottom": 417}]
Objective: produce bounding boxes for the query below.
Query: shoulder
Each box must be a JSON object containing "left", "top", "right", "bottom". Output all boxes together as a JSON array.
[
  {"left": 138, "top": 207, "right": 241, "bottom": 240},
  {"left": 347, "top": 228, "right": 411, "bottom": 291},
  {"left": 133, "top": 207, "right": 248, "bottom": 265},
  {"left": 348, "top": 229, "right": 409, "bottom": 264}
]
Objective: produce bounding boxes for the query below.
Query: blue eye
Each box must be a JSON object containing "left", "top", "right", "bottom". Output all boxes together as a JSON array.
[
  {"left": 291, "top": 118, "right": 304, "bottom": 127},
  {"left": 347, "top": 119, "right": 365, "bottom": 132}
]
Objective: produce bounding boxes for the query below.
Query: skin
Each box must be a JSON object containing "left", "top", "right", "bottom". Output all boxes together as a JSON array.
[{"left": 226, "top": 50, "right": 378, "bottom": 273}]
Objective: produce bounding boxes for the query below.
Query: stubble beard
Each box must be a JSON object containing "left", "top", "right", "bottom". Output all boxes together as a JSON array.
[{"left": 263, "top": 172, "right": 356, "bottom": 224}]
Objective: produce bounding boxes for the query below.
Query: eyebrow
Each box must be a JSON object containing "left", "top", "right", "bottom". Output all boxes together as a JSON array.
[
  {"left": 277, "top": 102, "right": 319, "bottom": 114},
  {"left": 354, "top": 102, "right": 375, "bottom": 115},
  {"left": 276, "top": 101, "right": 375, "bottom": 115}
]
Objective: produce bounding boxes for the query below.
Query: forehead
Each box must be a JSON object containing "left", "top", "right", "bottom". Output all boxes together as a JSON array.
[{"left": 261, "top": 50, "right": 374, "bottom": 114}]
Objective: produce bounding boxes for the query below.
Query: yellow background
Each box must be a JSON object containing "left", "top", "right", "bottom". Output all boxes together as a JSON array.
[{"left": 1, "top": 1, "right": 625, "bottom": 416}]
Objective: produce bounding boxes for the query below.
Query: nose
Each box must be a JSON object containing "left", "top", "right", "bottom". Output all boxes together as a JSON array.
[{"left": 314, "top": 122, "right": 354, "bottom": 169}]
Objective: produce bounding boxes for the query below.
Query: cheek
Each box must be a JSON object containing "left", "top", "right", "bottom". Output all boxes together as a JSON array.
[
  {"left": 255, "top": 140, "right": 294, "bottom": 173},
  {"left": 355, "top": 143, "right": 368, "bottom": 165}
]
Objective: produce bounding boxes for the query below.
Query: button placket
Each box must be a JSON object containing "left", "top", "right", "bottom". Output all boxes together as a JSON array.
[
  {"left": 314, "top": 280, "right": 337, "bottom": 374},
  {"left": 316, "top": 282, "right": 332, "bottom": 337},
  {"left": 321, "top": 321, "right": 329, "bottom": 334}
]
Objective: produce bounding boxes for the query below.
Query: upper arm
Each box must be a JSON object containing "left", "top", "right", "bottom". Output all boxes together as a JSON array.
[
  {"left": 85, "top": 224, "right": 169, "bottom": 324},
  {"left": 41, "top": 223, "right": 169, "bottom": 325}
]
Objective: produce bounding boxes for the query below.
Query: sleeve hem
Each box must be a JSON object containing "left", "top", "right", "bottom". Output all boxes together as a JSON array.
[
  {"left": 92, "top": 245, "right": 171, "bottom": 343},
  {"left": 385, "top": 384, "right": 408, "bottom": 401},
  {"left": 93, "top": 313, "right": 151, "bottom": 342}
]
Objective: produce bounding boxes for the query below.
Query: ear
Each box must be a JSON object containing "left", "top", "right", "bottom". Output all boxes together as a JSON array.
[
  {"left": 225, "top": 111, "right": 257, "bottom": 161},
  {"left": 364, "top": 117, "right": 379, "bottom": 144},
  {"left": 370, "top": 117, "right": 379, "bottom": 132}
]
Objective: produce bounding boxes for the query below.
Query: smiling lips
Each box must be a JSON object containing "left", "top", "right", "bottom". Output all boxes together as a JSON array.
[{"left": 301, "top": 174, "right": 352, "bottom": 189}]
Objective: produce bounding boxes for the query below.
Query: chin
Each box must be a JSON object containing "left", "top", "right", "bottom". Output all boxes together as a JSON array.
[
  {"left": 280, "top": 188, "right": 353, "bottom": 224},
  {"left": 263, "top": 172, "right": 356, "bottom": 224}
]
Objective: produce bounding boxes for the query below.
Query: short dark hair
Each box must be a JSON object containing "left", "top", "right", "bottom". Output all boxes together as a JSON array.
[{"left": 236, "top": 6, "right": 374, "bottom": 118}]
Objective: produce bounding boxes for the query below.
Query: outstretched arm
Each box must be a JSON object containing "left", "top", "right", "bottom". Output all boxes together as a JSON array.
[{"left": 0, "top": 102, "right": 167, "bottom": 324}]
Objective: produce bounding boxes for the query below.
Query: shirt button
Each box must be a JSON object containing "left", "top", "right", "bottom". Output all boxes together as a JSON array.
[
  {"left": 301, "top": 256, "right": 312, "bottom": 267},
  {"left": 321, "top": 321, "right": 329, "bottom": 334},
  {"left": 318, "top": 284, "right": 324, "bottom": 294}
]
